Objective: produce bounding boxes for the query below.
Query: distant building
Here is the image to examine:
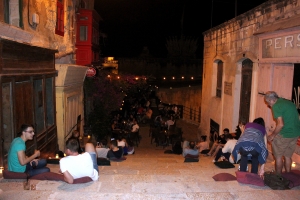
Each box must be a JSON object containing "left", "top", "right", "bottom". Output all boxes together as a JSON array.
[{"left": 102, "top": 57, "right": 119, "bottom": 74}]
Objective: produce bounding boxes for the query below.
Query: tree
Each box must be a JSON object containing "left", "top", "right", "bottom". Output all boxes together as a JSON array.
[{"left": 84, "top": 70, "right": 148, "bottom": 140}]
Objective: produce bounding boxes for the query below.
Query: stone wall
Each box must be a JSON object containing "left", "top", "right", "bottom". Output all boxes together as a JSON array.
[
  {"left": 201, "top": 0, "right": 300, "bottom": 162},
  {"left": 157, "top": 86, "right": 202, "bottom": 126},
  {"left": 0, "top": 0, "right": 77, "bottom": 61},
  {"left": 201, "top": 0, "right": 300, "bottom": 135}
]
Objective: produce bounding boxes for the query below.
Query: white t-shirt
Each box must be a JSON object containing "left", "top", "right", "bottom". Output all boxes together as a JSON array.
[
  {"left": 222, "top": 139, "right": 240, "bottom": 163},
  {"left": 96, "top": 147, "right": 109, "bottom": 158},
  {"left": 166, "top": 120, "right": 174, "bottom": 129},
  {"left": 197, "top": 141, "right": 209, "bottom": 153},
  {"left": 131, "top": 124, "right": 139, "bottom": 132},
  {"left": 118, "top": 140, "right": 126, "bottom": 147},
  {"left": 59, "top": 152, "right": 98, "bottom": 181}
]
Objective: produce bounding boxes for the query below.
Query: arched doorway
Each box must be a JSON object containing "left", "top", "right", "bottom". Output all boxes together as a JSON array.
[{"left": 239, "top": 59, "right": 253, "bottom": 124}]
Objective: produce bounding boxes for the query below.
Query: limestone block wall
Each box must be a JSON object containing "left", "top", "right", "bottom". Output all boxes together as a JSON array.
[
  {"left": 157, "top": 86, "right": 202, "bottom": 126},
  {"left": 201, "top": 0, "right": 300, "bottom": 135}
]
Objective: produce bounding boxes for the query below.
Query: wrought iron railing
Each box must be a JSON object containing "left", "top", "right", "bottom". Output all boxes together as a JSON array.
[{"left": 161, "top": 103, "right": 200, "bottom": 126}]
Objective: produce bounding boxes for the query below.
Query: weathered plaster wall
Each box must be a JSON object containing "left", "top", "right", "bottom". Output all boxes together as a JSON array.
[
  {"left": 201, "top": 0, "right": 300, "bottom": 162},
  {"left": 157, "top": 86, "right": 202, "bottom": 126},
  {"left": 0, "top": 0, "right": 77, "bottom": 62},
  {"left": 201, "top": 0, "right": 300, "bottom": 135}
]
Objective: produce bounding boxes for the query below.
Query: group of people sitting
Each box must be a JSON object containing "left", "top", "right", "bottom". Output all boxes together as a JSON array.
[
  {"left": 7, "top": 124, "right": 99, "bottom": 183},
  {"left": 7, "top": 124, "right": 136, "bottom": 184},
  {"left": 182, "top": 117, "right": 268, "bottom": 177},
  {"left": 181, "top": 135, "right": 209, "bottom": 157},
  {"left": 96, "top": 136, "right": 135, "bottom": 158}
]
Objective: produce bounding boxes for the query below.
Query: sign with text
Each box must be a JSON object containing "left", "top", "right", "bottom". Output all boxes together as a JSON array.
[
  {"left": 86, "top": 67, "right": 96, "bottom": 77},
  {"left": 261, "top": 31, "right": 300, "bottom": 59},
  {"left": 224, "top": 82, "right": 232, "bottom": 96}
]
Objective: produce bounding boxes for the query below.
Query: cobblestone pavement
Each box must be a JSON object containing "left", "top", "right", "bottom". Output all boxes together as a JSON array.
[{"left": 0, "top": 120, "right": 300, "bottom": 200}]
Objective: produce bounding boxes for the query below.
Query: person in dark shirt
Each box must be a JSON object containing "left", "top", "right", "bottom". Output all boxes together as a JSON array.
[
  {"left": 205, "top": 128, "right": 230, "bottom": 157},
  {"left": 106, "top": 139, "right": 123, "bottom": 159}
]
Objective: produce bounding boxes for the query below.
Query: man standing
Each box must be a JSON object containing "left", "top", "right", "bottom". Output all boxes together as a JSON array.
[
  {"left": 265, "top": 91, "right": 300, "bottom": 174},
  {"left": 8, "top": 124, "right": 49, "bottom": 177},
  {"left": 59, "top": 138, "right": 99, "bottom": 183}
]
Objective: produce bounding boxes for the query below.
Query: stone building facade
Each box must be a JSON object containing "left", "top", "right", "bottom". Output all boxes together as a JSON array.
[
  {"left": 0, "top": 0, "right": 93, "bottom": 165},
  {"left": 201, "top": 0, "right": 300, "bottom": 162}
]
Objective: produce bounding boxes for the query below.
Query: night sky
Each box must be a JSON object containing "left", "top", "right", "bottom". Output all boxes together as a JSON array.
[{"left": 95, "top": 0, "right": 267, "bottom": 58}]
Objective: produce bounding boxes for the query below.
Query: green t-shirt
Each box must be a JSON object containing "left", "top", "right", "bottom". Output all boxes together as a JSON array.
[
  {"left": 8, "top": 137, "right": 26, "bottom": 172},
  {"left": 272, "top": 98, "right": 300, "bottom": 138}
]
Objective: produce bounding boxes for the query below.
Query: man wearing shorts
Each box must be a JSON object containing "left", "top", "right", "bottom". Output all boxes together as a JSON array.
[
  {"left": 59, "top": 138, "right": 99, "bottom": 183},
  {"left": 265, "top": 91, "right": 300, "bottom": 174}
]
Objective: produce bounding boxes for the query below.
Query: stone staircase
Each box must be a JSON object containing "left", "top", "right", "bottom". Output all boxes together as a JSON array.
[{"left": 1, "top": 123, "right": 300, "bottom": 199}]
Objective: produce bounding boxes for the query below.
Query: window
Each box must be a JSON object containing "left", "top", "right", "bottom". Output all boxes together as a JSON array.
[
  {"left": 34, "top": 79, "right": 45, "bottom": 134},
  {"left": 55, "top": 0, "right": 64, "bottom": 36},
  {"left": 80, "top": 26, "right": 88, "bottom": 41},
  {"left": 1, "top": 0, "right": 6, "bottom": 22},
  {"left": 2, "top": 82, "right": 13, "bottom": 154},
  {"left": 92, "top": 27, "right": 99, "bottom": 45},
  {"left": 216, "top": 61, "right": 223, "bottom": 98},
  {"left": 3, "top": 0, "right": 23, "bottom": 27}
]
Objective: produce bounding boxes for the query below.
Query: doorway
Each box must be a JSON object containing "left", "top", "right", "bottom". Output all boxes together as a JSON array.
[
  {"left": 292, "top": 64, "right": 300, "bottom": 114},
  {"left": 238, "top": 59, "right": 253, "bottom": 124}
]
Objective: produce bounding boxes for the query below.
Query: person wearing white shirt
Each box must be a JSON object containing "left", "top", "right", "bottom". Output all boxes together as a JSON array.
[
  {"left": 59, "top": 138, "right": 99, "bottom": 183},
  {"left": 196, "top": 135, "right": 209, "bottom": 153},
  {"left": 131, "top": 119, "right": 139, "bottom": 133},
  {"left": 212, "top": 134, "right": 240, "bottom": 163}
]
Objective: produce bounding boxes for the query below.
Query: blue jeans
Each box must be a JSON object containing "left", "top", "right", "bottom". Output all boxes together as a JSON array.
[
  {"left": 239, "top": 147, "right": 259, "bottom": 173},
  {"left": 214, "top": 148, "right": 231, "bottom": 161},
  {"left": 26, "top": 159, "right": 50, "bottom": 177},
  {"left": 88, "top": 152, "right": 99, "bottom": 173}
]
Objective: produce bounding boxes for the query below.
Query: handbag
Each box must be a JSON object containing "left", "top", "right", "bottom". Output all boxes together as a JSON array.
[{"left": 264, "top": 171, "right": 293, "bottom": 190}]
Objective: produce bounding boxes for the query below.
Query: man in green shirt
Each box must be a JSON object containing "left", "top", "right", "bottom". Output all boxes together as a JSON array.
[{"left": 265, "top": 91, "right": 300, "bottom": 174}]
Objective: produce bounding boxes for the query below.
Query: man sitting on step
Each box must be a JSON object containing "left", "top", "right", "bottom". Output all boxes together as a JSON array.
[
  {"left": 59, "top": 138, "right": 99, "bottom": 184},
  {"left": 182, "top": 141, "right": 199, "bottom": 157}
]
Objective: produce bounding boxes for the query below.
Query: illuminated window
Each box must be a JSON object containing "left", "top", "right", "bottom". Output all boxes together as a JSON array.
[
  {"left": 55, "top": 0, "right": 64, "bottom": 36},
  {"left": 216, "top": 61, "right": 223, "bottom": 98}
]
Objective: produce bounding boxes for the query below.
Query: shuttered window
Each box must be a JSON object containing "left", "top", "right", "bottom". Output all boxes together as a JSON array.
[
  {"left": 216, "top": 61, "right": 223, "bottom": 98},
  {"left": 55, "top": 0, "right": 64, "bottom": 36}
]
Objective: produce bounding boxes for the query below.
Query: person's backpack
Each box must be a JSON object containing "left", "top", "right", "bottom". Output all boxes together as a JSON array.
[
  {"left": 264, "top": 171, "right": 293, "bottom": 190},
  {"left": 172, "top": 140, "right": 182, "bottom": 154}
]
